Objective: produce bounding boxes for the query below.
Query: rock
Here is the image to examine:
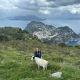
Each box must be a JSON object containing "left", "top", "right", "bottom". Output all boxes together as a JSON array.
[{"left": 50, "top": 72, "right": 62, "bottom": 78}]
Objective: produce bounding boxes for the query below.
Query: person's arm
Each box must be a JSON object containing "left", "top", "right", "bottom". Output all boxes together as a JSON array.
[
  {"left": 34, "top": 51, "right": 36, "bottom": 57},
  {"left": 39, "top": 51, "right": 42, "bottom": 58},
  {"left": 34, "top": 51, "right": 37, "bottom": 57}
]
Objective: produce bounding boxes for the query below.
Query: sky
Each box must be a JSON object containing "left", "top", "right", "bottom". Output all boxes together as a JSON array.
[{"left": 0, "top": 0, "right": 80, "bottom": 33}]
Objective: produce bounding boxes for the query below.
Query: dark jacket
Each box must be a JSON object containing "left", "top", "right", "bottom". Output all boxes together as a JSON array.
[{"left": 34, "top": 50, "right": 42, "bottom": 58}]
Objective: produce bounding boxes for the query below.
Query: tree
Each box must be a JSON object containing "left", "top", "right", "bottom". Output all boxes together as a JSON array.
[{"left": 58, "top": 43, "right": 67, "bottom": 47}]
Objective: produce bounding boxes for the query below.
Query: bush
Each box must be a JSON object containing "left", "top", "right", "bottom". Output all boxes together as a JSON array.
[
  {"left": 58, "top": 43, "right": 67, "bottom": 47},
  {"left": 0, "top": 34, "right": 9, "bottom": 41},
  {"left": 75, "top": 45, "right": 80, "bottom": 49},
  {"left": 75, "top": 60, "right": 80, "bottom": 66}
]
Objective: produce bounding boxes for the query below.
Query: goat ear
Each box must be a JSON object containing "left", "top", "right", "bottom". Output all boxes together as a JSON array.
[
  {"left": 31, "top": 56, "right": 35, "bottom": 60},
  {"left": 31, "top": 56, "right": 34, "bottom": 60}
]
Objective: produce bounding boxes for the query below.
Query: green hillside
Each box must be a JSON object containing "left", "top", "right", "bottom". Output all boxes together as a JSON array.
[{"left": 0, "top": 27, "right": 80, "bottom": 80}]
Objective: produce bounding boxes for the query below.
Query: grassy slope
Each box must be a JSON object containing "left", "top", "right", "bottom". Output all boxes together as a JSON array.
[{"left": 0, "top": 40, "right": 80, "bottom": 80}]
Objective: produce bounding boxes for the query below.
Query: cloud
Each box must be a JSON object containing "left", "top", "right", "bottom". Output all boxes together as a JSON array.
[
  {"left": 8, "top": 0, "right": 80, "bottom": 16},
  {"left": 9, "top": 0, "right": 54, "bottom": 11},
  {"left": 48, "top": 0, "right": 80, "bottom": 6},
  {"left": 0, "top": 0, "right": 17, "bottom": 10},
  {"left": 58, "top": 4, "right": 80, "bottom": 14},
  {"left": 39, "top": 9, "right": 50, "bottom": 14},
  {"left": 38, "top": 7, "right": 51, "bottom": 15},
  {"left": 0, "top": 0, "right": 80, "bottom": 20},
  {"left": 10, "top": 0, "right": 80, "bottom": 9}
]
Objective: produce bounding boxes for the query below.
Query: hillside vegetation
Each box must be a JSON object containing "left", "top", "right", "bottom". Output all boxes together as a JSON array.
[{"left": 0, "top": 27, "right": 80, "bottom": 80}]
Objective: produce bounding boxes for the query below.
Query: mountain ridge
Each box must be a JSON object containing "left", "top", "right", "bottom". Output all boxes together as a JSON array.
[{"left": 25, "top": 21, "right": 80, "bottom": 45}]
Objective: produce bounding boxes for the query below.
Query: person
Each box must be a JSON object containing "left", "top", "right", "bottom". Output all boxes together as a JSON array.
[{"left": 34, "top": 48, "right": 42, "bottom": 58}]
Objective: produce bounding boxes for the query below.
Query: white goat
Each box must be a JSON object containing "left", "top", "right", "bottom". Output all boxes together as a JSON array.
[{"left": 31, "top": 56, "right": 48, "bottom": 70}]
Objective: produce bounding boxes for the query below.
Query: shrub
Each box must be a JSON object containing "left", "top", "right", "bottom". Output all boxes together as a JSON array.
[
  {"left": 75, "top": 45, "right": 80, "bottom": 49},
  {"left": 58, "top": 43, "right": 67, "bottom": 47}
]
